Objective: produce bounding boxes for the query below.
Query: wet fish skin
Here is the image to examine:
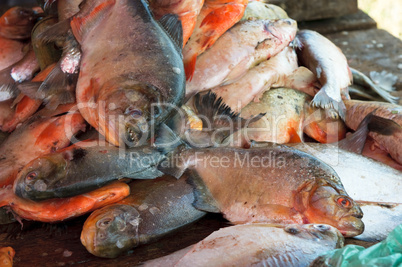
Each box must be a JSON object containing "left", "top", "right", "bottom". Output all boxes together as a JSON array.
[
  {"left": 13, "top": 138, "right": 167, "bottom": 201},
  {"left": 0, "top": 37, "right": 26, "bottom": 71},
  {"left": 73, "top": 0, "right": 185, "bottom": 147},
  {"left": 81, "top": 174, "right": 206, "bottom": 258},
  {"left": 145, "top": 223, "right": 344, "bottom": 267},
  {"left": 161, "top": 143, "right": 364, "bottom": 237},
  {"left": 296, "top": 30, "right": 352, "bottom": 119},
  {"left": 0, "top": 112, "right": 86, "bottom": 187},
  {"left": 344, "top": 99, "right": 402, "bottom": 165},
  {"left": 0, "top": 182, "right": 130, "bottom": 223},
  {"left": 185, "top": 18, "right": 298, "bottom": 96},
  {"left": 0, "top": 7, "right": 37, "bottom": 40}
]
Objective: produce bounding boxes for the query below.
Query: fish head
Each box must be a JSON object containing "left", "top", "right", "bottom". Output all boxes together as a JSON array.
[
  {"left": 97, "top": 78, "right": 164, "bottom": 147},
  {"left": 295, "top": 181, "right": 364, "bottom": 237},
  {"left": 81, "top": 204, "right": 141, "bottom": 258},
  {"left": 284, "top": 224, "right": 344, "bottom": 248},
  {"left": 264, "top": 19, "right": 297, "bottom": 42},
  {"left": 13, "top": 153, "right": 68, "bottom": 200},
  {"left": 303, "top": 104, "right": 347, "bottom": 143}
]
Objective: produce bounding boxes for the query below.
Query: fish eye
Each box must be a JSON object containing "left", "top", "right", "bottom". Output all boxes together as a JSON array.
[
  {"left": 97, "top": 218, "right": 113, "bottom": 229},
  {"left": 285, "top": 227, "right": 299, "bottom": 235},
  {"left": 26, "top": 171, "right": 37, "bottom": 181},
  {"left": 336, "top": 197, "right": 352, "bottom": 208},
  {"left": 152, "top": 105, "right": 162, "bottom": 117},
  {"left": 125, "top": 107, "right": 142, "bottom": 118}
]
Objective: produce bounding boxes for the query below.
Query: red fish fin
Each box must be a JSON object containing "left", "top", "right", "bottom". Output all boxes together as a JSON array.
[
  {"left": 288, "top": 127, "right": 302, "bottom": 143},
  {"left": 184, "top": 54, "right": 197, "bottom": 81},
  {"left": 200, "top": 5, "right": 241, "bottom": 29},
  {"left": 70, "top": 0, "right": 116, "bottom": 43}
]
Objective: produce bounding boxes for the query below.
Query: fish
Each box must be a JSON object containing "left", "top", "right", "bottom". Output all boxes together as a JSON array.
[
  {"left": 81, "top": 174, "right": 207, "bottom": 258},
  {"left": 144, "top": 223, "right": 344, "bottom": 266},
  {"left": 158, "top": 141, "right": 364, "bottom": 237},
  {"left": 0, "top": 7, "right": 37, "bottom": 40},
  {"left": 344, "top": 99, "right": 402, "bottom": 165},
  {"left": 2, "top": 63, "right": 56, "bottom": 132},
  {"left": 0, "top": 112, "right": 86, "bottom": 187},
  {"left": 0, "top": 247, "right": 15, "bottom": 267},
  {"left": 185, "top": 18, "right": 297, "bottom": 96},
  {"left": 66, "top": 0, "right": 185, "bottom": 147},
  {"left": 148, "top": 0, "right": 204, "bottom": 47},
  {"left": 240, "top": 1, "right": 289, "bottom": 21},
  {"left": 224, "top": 88, "right": 346, "bottom": 146},
  {"left": 0, "top": 181, "right": 130, "bottom": 223},
  {"left": 0, "top": 46, "right": 40, "bottom": 102},
  {"left": 286, "top": 141, "right": 402, "bottom": 241},
  {"left": 183, "top": 0, "right": 248, "bottom": 80},
  {"left": 211, "top": 46, "right": 299, "bottom": 112},
  {"left": 0, "top": 100, "right": 14, "bottom": 129},
  {"left": 0, "top": 37, "right": 26, "bottom": 71},
  {"left": 13, "top": 138, "right": 167, "bottom": 201},
  {"left": 295, "top": 29, "right": 352, "bottom": 120}
]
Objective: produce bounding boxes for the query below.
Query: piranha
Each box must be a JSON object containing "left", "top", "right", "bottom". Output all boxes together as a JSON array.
[
  {"left": 13, "top": 138, "right": 167, "bottom": 201},
  {"left": 81, "top": 174, "right": 207, "bottom": 258},
  {"left": 144, "top": 224, "right": 344, "bottom": 266},
  {"left": 0, "top": 112, "right": 86, "bottom": 187},
  {"left": 158, "top": 141, "right": 364, "bottom": 237},
  {"left": 185, "top": 18, "right": 297, "bottom": 97},
  {"left": 148, "top": 0, "right": 204, "bottom": 47},
  {"left": 224, "top": 88, "right": 346, "bottom": 146},
  {"left": 45, "top": 0, "right": 186, "bottom": 147},
  {"left": 183, "top": 0, "right": 248, "bottom": 80},
  {"left": 295, "top": 30, "right": 352, "bottom": 120},
  {"left": 0, "top": 182, "right": 130, "bottom": 223}
]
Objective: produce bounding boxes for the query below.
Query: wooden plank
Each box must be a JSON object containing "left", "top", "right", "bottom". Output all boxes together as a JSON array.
[{"left": 269, "top": 0, "right": 358, "bottom": 21}]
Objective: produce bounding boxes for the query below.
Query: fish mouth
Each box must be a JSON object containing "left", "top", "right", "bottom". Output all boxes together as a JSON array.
[{"left": 338, "top": 216, "right": 364, "bottom": 237}]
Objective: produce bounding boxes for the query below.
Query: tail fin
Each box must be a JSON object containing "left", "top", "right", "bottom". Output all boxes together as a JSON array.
[{"left": 311, "top": 89, "right": 346, "bottom": 121}]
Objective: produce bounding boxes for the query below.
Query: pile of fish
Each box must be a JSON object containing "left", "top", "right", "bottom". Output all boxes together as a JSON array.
[{"left": 0, "top": 0, "right": 401, "bottom": 265}]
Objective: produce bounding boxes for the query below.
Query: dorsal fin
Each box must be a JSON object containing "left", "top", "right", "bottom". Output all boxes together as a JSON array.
[{"left": 159, "top": 14, "right": 183, "bottom": 51}]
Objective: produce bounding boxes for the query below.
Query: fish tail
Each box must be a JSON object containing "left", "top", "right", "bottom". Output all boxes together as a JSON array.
[
  {"left": 311, "top": 89, "right": 346, "bottom": 121},
  {"left": 0, "top": 66, "right": 19, "bottom": 101},
  {"left": 36, "top": 19, "right": 71, "bottom": 44},
  {"left": 184, "top": 54, "right": 197, "bottom": 81},
  {"left": 17, "top": 82, "right": 42, "bottom": 99}
]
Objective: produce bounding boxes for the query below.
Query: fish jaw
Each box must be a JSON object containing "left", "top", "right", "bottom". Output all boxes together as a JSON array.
[
  {"left": 295, "top": 184, "right": 364, "bottom": 237},
  {"left": 95, "top": 78, "right": 163, "bottom": 147},
  {"left": 13, "top": 154, "right": 68, "bottom": 201},
  {"left": 81, "top": 204, "right": 141, "bottom": 258}
]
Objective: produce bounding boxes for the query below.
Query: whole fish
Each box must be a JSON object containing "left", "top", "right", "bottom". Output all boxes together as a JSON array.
[
  {"left": 296, "top": 30, "right": 352, "bottom": 120},
  {"left": 159, "top": 142, "right": 364, "bottom": 237},
  {"left": 185, "top": 18, "right": 297, "bottom": 96},
  {"left": 144, "top": 224, "right": 344, "bottom": 267},
  {"left": 0, "top": 7, "right": 37, "bottom": 40},
  {"left": 183, "top": 0, "right": 248, "bottom": 80},
  {"left": 81, "top": 174, "right": 206, "bottom": 258},
  {"left": 224, "top": 88, "right": 346, "bottom": 146},
  {"left": 68, "top": 0, "right": 185, "bottom": 147},
  {"left": 0, "top": 247, "right": 15, "bottom": 267},
  {"left": 287, "top": 142, "right": 402, "bottom": 241},
  {"left": 344, "top": 99, "right": 402, "bottom": 165},
  {"left": 0, "top": 112, "right": 85, "bottom": 187},
  {"left": 13, "top": 138, "right": 166, "bottom": 201},
  {"left": 148, "top": 0, "right": 204, "bottom": 47},
  {"left": 0, "top": 182, "right": 129, "bottom": 223},
  {"left": 211, "top": 46, "right": 298, "bottom": 112},
  {"left": 2, "top": 63, "right": 56, "bottom": 132}
]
